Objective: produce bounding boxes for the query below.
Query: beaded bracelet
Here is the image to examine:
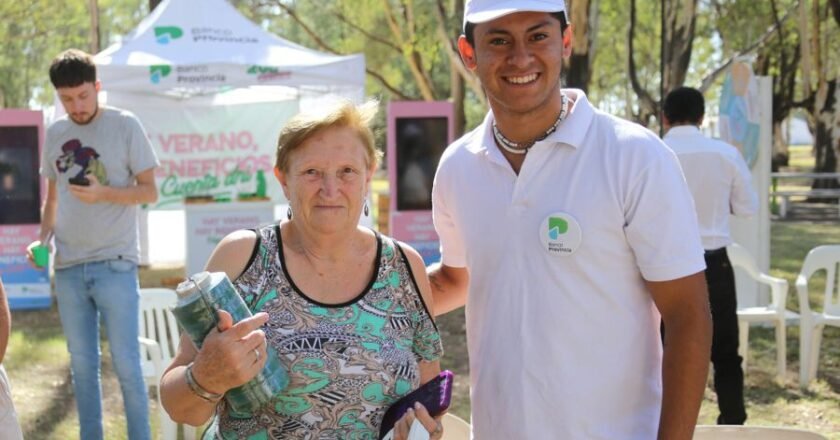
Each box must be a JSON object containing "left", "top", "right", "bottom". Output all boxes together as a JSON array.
[{"left": 185, "top": 363, "right": 223, "bottom": 403}]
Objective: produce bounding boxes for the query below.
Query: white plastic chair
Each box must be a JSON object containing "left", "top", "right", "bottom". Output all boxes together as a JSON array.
[
  {"left": 441, "top": 413, "right": 471, "bottom": 440},
  {"left": 727, "top": 243, "right": 798, "bottom": 380},
  {"left": 796, "top": 245, "right": 840, "bottom": 388},
  {"left": 694, "top": 425, "right": 827, "bottom": 439},
  {"left": 138, "top": 288, "right": 197, "bottom": 440}
]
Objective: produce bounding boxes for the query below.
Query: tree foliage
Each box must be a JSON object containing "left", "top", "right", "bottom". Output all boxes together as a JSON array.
[
  {"left": 0, "top": 0, "right": 146, "bottom": 109},
  {"left": 2, "top": 0, "right": 838, "bottom": 173}
]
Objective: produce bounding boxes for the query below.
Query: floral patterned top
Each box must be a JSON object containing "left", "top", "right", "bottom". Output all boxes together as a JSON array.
[{"left": 209, "top": 224, "right": 443, "bottom": 439}]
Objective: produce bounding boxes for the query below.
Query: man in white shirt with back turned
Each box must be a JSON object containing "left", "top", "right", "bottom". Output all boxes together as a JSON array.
[{"left": 663, "top": 86, "right": 759, "bottom": 425}]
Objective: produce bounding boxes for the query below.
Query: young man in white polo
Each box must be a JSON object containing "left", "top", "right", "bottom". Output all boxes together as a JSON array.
[{"left": 428, "top": 1, "right": 713, "bottom": 438}]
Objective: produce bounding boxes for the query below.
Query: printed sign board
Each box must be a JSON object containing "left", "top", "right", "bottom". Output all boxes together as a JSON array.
[
  {"left": 0, "top": 110, "right": 51, "bottom": 309},
  {"left": 118, "top": 99, "right": 298, "bottom": 209},
  {"left": 387, "top": 102, "right": 453, "bottom": 265},
  {"left": 719, "top": 68, "right": 773, "bottom": 308},
  {"left": 184, "top": 201, "right": 275, "bottom": 276}
]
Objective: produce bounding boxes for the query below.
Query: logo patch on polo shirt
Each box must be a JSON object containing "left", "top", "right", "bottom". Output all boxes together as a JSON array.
[{"left": 540, "top": 212, "right": 582, "bottom": 256}]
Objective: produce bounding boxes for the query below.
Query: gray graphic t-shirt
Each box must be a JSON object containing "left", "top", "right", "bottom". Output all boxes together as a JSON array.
[{"left": 42, "top": 106, "right": 159, "bottom": 268}]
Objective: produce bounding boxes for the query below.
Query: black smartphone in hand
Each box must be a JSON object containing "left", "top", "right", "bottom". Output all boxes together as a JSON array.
[
  {"left": 378, "top": 370, "right": 454, "bottom": 439},
  {"left": 68, "top": 176, "right": 90, "bottom": 186}
]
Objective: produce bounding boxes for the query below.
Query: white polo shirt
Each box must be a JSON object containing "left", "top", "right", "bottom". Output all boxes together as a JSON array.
[
  {"left": 432, "top": 90, "right": 705, "bottom": 439},
  {"left": 664, "top": 125, "right": 758, "bottom": 250}
]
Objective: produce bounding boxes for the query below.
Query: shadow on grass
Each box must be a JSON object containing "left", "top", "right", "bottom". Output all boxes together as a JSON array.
[
  {"left": 771, "top": 223, "right": 840, "bottom": 282},
  {"left": 825, "top": 374, "right": 840, "bottom": 396},
  {"left": 815, "top": 327, "right": 840, "bottom": 396},
  {"left": 10, "top": 307, "right": 138, "bottom": 438},
  {"left": 744, "top": 371, "right": 808, "bottom": 405},
  {"left": 743, "top": 326, "right": 840, "bottom": 405},
  {"left": 436, "top": 308, "right": 471, "bottom": 421},
  {"left": 23, "top": 367, "right": 75, "bottom": 440},
  {"left": 7, "top": 307, "right": 77, "bottom": 438}
]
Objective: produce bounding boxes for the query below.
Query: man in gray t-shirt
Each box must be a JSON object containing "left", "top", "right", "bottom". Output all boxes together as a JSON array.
[
  {"left": 42, "top": 107, "right": 158, "bottom": 268},
  {"left": 26, "top": 49, "right": 158, "bottom": 440}
]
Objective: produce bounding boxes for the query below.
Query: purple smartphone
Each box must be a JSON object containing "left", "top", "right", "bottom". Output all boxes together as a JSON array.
[{"left": 378, "top": 370, "right": 454, "bottom": 439}]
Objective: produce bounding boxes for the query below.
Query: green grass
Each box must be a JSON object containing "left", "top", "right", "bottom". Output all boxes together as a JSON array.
[
  {"left": 5, "top": 306, "right": 151, "bottom": 439},
  {"left": 6, "top": 220, "right": 840, "bottom": 438},
  {"left": 4, "top": 313, "right": 79, "bottom": 439},
  {"left": 692, "top": 222, "right": 840, "bottom": 437},
  {"left": 771, "top": 223, "right": 840, "bottom": 311}
]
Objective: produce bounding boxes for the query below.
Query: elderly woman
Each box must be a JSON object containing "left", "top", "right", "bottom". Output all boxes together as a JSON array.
[{"left": 160, "top": 101, "right": 444, "bottom": 439}]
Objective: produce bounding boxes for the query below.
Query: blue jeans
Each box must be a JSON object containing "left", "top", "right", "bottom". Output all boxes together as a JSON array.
[{"left": 55, "top": 259, "right": 150, "bottom": 440}]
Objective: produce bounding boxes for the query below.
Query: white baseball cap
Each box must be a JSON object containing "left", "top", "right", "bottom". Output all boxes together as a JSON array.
[{"left": 463, "top": 0, "right": 567, "bottom": 30}]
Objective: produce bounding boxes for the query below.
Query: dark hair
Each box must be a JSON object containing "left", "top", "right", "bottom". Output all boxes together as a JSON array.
[
  {"left": 464, "top": 11, "right": 569, "bottom": 47},
  {"left": 663, "top": 86, "right": 705, "bottom": 125},
  {"left": 0, "top": 162, "right": 17, "bottom": 176},
  {"left": 49, "top": 49, "right": 97, "bottom": 89}
]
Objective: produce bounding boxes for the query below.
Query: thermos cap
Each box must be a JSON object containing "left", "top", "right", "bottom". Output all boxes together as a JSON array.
[{"left": 176, "top": 271, "right": 213, "bottom": 298}]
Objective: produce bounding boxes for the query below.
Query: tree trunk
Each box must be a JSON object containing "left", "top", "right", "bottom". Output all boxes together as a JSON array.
[
  {"left": 831, "top": 0, "right": 840, "bottom": 25},
  {"left": 661, "top": 0, "right": 697, "bottom": 91},
  {"left": 627, "top": 0, "right": 658, "bottom": 126},
  {"left": 628, "top": 0, "right": 697, "bottom": 126},
  {"left": 451, "top": 64, "right": 466, "bottom": 137},
  {"left": 436, "top": 0, "right": 477, "bottom": 134},
  {"left": 812, "top": 78, "right": 839, "bottom": 188},
  {"left": 771, "top": 121, "right": 787, "bottom": 171},
  {"left": 88, "top": 0, "right": 100, "bottom": 54},
  {"left": 752, "top": 0, "right": 800, "bottom": 171},
  {"left": 798, "top": 0, "right": 839, "bottom": 189},
  {"left": 565, "top": 0, "right": 599, "bottom": 92},
  {"left": 381, "top": 0, "right": 437, "bottom": 101}
]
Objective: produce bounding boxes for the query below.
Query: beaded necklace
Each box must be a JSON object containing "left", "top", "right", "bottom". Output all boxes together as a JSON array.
[{"left": 492, "top": 92, "right": 569, "bottom": 155}]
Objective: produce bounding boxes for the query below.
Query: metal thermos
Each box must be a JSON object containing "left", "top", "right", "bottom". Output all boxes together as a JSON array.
[{"left": 173, "top": 271, "right": 289, "bottom": 415}]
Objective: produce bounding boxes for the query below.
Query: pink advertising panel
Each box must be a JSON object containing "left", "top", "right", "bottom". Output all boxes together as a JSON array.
[
  {"left": 0, "top": 110, "right": 50, "bottom": 309},
  {"left": 386, "top": 102, "right": 453, "bottom": 265}
]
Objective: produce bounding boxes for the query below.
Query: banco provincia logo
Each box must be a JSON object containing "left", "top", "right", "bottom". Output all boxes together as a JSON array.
[
  {"left": 149, "top": 65, "right": 172, "bottom": 84},
  {"left": 547, "top": 217, "right": 568, "bottom": 240},
  {"left": 154, "top": 26, "right": 183, "bottom": 44},
  {"left": 540, "top": 212, "right": 582, "bottom": 256}
]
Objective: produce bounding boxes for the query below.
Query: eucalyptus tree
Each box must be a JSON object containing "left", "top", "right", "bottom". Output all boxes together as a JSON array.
[
  {"left": 0, "top": 0, "right": 147, "bottom": 109},
  {"left": 797, "top": 0, "right": 840, "bottom": 178},
  {"left": 0, "top": 0, "right": 88, "bottom": 108},
  {"left": 622, "top": 0, "right": 788, "bottom": 129},
  {"left": 243, "top": 0, "right": 484, "bottom": 134},
  {"left": 564, "top": 0, "right": 600, "bottom": 92}
]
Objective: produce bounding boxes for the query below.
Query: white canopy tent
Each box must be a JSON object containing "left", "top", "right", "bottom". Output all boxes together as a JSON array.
[
  {"left": 85, "top": 0, "right": 367, "bottom": 265},
  {"left": 93, "top": 0, "right": 365, "bottom": 101}
]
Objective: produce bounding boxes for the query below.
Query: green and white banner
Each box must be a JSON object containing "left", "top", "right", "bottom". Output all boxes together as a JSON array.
[{"left": 123, "top": 99, "right": 298, "bottom": 209}]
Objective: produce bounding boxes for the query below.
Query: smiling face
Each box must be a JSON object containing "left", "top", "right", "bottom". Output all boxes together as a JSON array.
[
  {"left": 57, "top": 81, "right": 100, "bottom": 125},
  {"left": 277, "top": 125, "right": 374, "bottom": 235},
  {"left": 459, "top": 11, "right": 571, "bottom": 120}
]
